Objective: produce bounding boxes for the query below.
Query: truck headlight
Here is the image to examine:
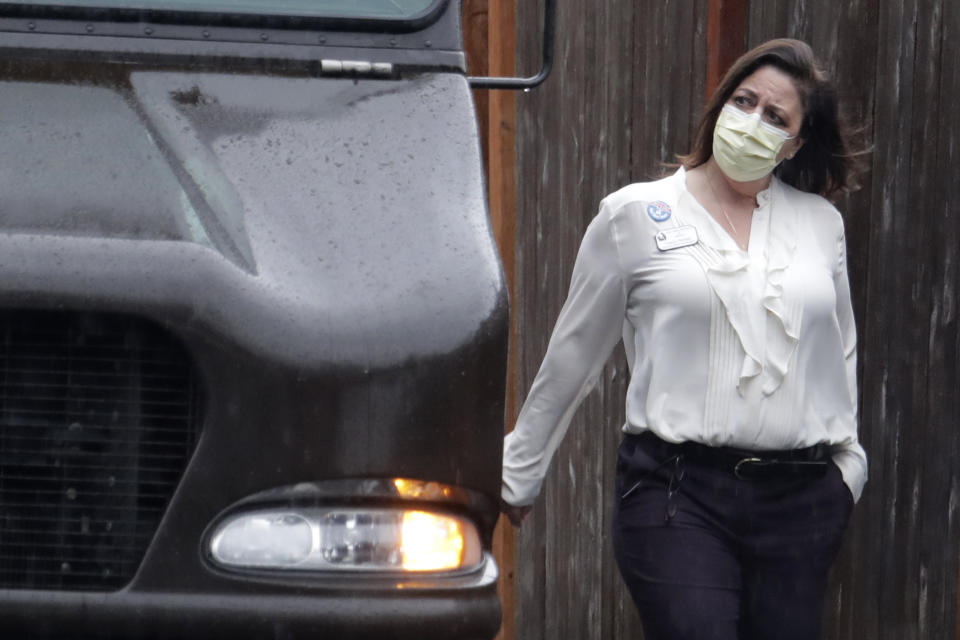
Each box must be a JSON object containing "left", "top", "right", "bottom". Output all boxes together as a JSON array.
[{"left": 208, "top": 507, "right": 482, "bottom": 573}]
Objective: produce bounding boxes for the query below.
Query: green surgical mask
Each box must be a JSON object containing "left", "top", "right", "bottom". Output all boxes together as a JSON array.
[{"left": 712, "top": 104, "right": 796, "bottom": 182}]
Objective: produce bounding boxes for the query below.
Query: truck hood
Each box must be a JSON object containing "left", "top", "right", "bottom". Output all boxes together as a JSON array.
[{"left": 0, "top": 67, "right": 502, "bottom": 369}]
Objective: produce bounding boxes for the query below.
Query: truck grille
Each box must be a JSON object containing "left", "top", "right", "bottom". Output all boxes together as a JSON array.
[{"left": 0, "top": 311, "right": 202, "bottom": 591}]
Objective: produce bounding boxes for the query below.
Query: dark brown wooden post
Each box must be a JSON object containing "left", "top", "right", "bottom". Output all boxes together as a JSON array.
[
  {"left": 486, "top": 3, "right": 518, "bottom": 639},
  {"left": 706, "top": 0, "right": 748, "bottom": 101},
  {"left": 462, "top": 2, "right": 518, "bottom": 639}
]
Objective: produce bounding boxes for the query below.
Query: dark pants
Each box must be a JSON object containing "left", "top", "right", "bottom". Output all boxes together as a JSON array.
[{"left": 611, "top": 432, "right": 853, "bottom": 640}]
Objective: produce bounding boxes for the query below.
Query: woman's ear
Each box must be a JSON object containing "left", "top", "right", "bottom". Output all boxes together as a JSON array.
[{"left": 786, "top": 137, "right": 806, "bottom": 160}]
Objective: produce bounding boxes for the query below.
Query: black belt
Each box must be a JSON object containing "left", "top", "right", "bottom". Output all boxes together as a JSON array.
[{"left": 634, "top": 431, "right": 830, "bottom": 481}]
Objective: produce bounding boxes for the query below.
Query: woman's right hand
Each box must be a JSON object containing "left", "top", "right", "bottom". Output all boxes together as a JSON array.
[{"left": 501, "top": 500, "right": 533, "bottom": 528}]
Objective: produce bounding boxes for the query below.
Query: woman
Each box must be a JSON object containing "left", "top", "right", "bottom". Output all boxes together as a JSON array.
[{"left": 501, "top": 39, "right": 867, "bottom": 640}]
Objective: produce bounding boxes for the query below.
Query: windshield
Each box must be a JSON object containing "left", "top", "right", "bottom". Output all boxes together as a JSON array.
[{"left": 9, "top": 0, "right": 438, "bottom": 19}]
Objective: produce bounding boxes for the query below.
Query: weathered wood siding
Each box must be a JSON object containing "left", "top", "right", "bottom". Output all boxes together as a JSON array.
[
  {"left": 513, "top": 2, "right": 707, "bottom": 639},
  {"left": 746, "top": 2, "right": 960, "bottom": 638},
  {"left": 511, "top": 1, "right": 959, "bottom": 638}
]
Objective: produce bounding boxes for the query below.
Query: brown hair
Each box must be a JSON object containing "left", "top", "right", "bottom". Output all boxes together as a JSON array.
[{"left": 679, "top": 38, "right": 864, "bottom": 197}]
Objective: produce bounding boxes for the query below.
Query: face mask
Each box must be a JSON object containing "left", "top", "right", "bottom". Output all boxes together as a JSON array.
[{"left": 712, "top": 104, "right": 796, "bottom": 182}]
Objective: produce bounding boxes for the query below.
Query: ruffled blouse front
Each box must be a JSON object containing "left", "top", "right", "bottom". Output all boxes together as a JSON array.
[
  {"left": 679, "top": 177, "right": 801, "bottom": 396},
  {"left": 502, "top": 168, "right": 867, "bottom": 506}
]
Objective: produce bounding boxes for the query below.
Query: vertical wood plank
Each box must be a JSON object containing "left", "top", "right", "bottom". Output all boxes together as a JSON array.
[
  {"left": 462, "top": 0, "right": 489, "bottom": 166},
  {"left": 859, "top": 4, "right": 918, "bottom": 637},
  {"left": 487, "top": 0, "right": 517, "bottom": 304},
  {"left": 540, "top": 1, "right": 591, "bottom": 637},
  {"left": 918, "top": 0, "right": 959, "bottom": 634},
  {"left": 462, "top": 3, "right": 520, "bottom": 638},
  {"left": 515, "top": 0, "right": 550, "bottom": 637},
  {"left": 863, "top": 1, "right": 927, "bottom": 636},
  {"left": 486, "top": 2, "right": 518, "bottom": 640},
  {"left": 944, "top": 7, "right": 960, "bottom": 637},
  {"left": 706, "top": 0, "right": 748, "bottom": 100}
]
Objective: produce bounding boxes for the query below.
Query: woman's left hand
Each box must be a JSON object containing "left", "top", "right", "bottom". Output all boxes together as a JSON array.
[{"left": 500, "top": 500, "right": 533, "bottom": 528}]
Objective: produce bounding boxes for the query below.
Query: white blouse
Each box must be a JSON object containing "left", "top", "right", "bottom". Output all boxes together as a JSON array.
[{"left": 502, "top": 168, "right": 867, "bottom": 506}]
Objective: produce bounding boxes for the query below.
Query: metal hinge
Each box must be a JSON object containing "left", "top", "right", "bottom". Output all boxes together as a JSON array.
[{"left": 320, "top": 60, "right": 394, "bottom": 77}]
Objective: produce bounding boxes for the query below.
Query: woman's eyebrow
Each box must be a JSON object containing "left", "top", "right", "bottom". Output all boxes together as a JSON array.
[{"left": 766, "top": 103, "right": 791, "bottom": 119}]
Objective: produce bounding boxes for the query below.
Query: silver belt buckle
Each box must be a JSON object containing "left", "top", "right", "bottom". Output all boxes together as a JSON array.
[{"left": 734, "top": 457, "right": 764, "bottom": 480}]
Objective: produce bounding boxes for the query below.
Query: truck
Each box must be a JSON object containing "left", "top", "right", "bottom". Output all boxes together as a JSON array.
[{"left": 0, "top": 0, "right": 552, "bottom": 637}]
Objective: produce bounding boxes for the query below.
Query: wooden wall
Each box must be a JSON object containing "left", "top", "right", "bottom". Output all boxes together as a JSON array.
[
  {"left": 508, "top": 0, "right": 960, "bottom": 638},
  {"left": 744, "top": 2, "right": 960, "bottom": 638},
  {"left": 512, "top": 2, "right": 707, "bottom": 638}
]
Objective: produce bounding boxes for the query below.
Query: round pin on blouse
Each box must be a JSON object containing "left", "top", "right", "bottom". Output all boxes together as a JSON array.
[{"left": 647, "top": 201, "right": 672, "bottom": 222}]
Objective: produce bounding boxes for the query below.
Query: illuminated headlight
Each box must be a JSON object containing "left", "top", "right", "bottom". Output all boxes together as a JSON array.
[{"left": 208, "top": 508, "right": 483, "bottom": 573}]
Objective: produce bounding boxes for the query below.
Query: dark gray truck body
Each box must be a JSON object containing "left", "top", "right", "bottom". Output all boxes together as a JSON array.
[{"left": 0, "top": 1, "right": 506, "bottom": 637}]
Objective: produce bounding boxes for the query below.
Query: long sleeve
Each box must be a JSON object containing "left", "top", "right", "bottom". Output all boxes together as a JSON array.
[
  {"left": 830, "top": 229, "right": 868, "bottom": 502},
  {"left": 501, "top": 205, "right": 628, "bottom": 506}
]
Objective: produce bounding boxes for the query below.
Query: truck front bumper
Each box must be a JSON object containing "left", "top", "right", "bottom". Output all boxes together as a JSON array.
[{"left": 0, "top": 553, "right": 501, "bottom": 639}]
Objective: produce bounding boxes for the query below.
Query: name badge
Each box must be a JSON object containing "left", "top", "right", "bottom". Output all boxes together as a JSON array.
[{"left": 655, "top": 225, "right": 699, "bottom": 251}]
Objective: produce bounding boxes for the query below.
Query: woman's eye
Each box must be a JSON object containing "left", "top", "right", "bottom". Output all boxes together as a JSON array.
[
  {"left": 767, "top": 112, "right": 785, "bottom": 126},
  {"left": 733, "top": 95, "right": 750, "bottom": 106}
]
